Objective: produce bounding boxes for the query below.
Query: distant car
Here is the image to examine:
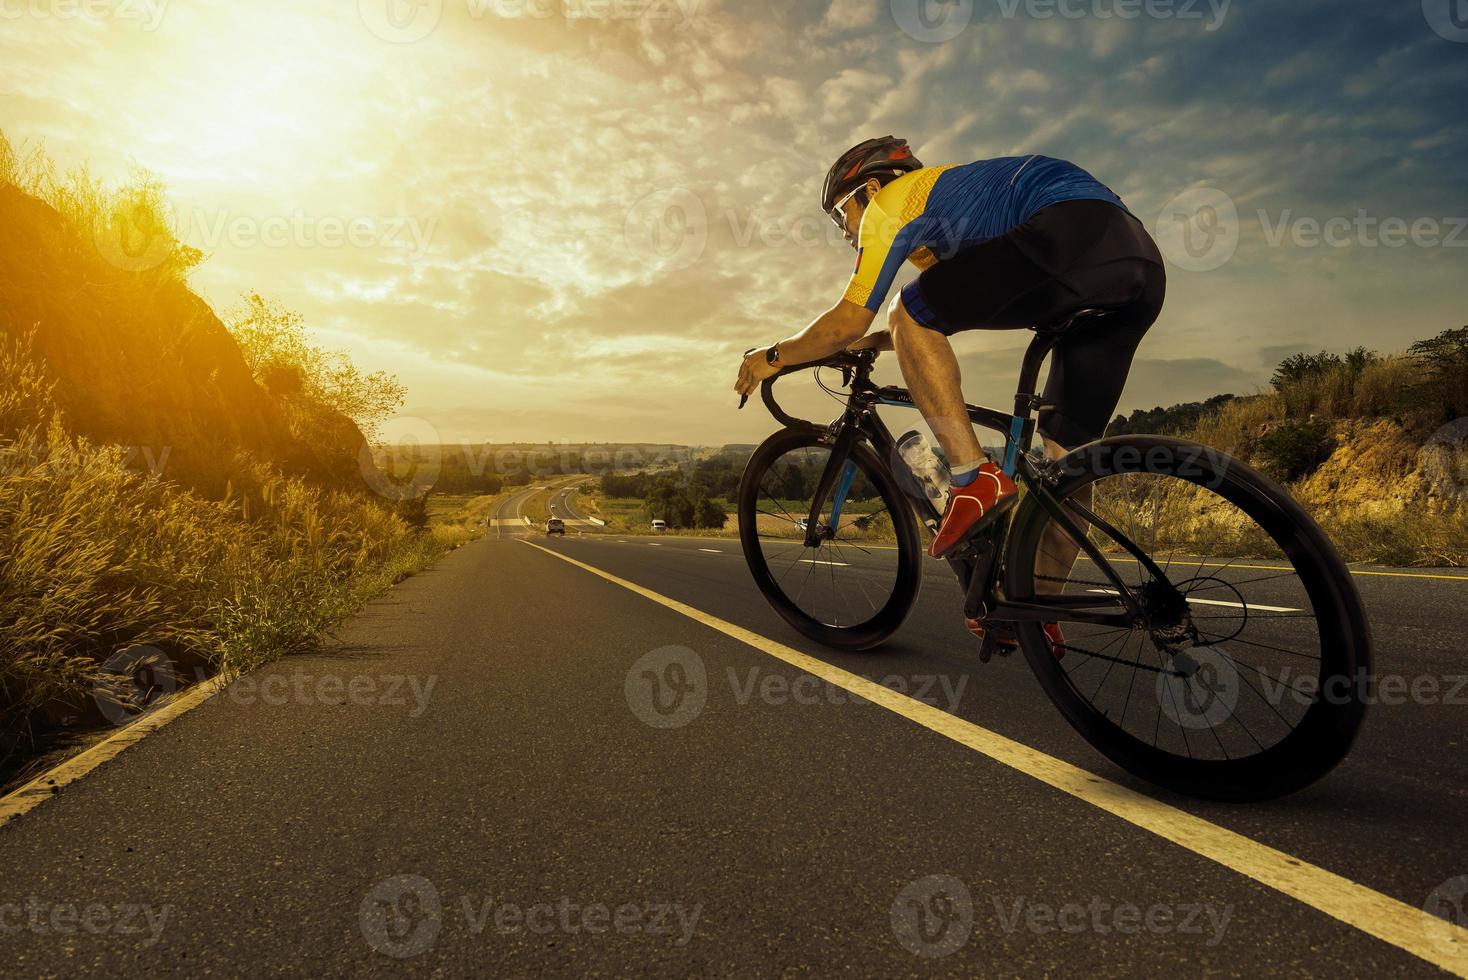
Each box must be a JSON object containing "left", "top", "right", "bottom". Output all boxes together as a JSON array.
[
  {"left": 546, "top": 518, "right": 566, "bottom": 536},
  {"left": 650, "top": 519, "right": 668, "bottom": 533}
]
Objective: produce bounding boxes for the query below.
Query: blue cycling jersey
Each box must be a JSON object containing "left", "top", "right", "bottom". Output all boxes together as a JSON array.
[{"left": 843, "top": 155, "right": 1131, "bottom": 313}]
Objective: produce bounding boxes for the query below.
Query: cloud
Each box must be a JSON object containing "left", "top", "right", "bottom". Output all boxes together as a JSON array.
[{"left": 3, "top": 0, "right": 1464, "bottom": 444}]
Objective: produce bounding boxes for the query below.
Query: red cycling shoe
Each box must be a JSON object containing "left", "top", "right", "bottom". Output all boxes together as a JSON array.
[
  {"left": 964, "top": 619, "right": 1067, "bottom": 660},
  {"left": 929, "top": 462, "right": 1018, "bottom": 558}
]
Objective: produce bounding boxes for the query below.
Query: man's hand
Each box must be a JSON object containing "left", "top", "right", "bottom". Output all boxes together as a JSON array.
[{"left": 735, "top": 347, "right": 781, "bottom": 399}]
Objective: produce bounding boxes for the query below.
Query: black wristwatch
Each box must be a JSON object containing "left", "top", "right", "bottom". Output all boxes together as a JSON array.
[{"left": 766, "top": 343, "right": 782, "bottom": 366}]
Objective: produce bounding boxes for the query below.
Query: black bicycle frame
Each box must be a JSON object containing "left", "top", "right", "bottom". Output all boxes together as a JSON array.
[{"left": 761, "top": 331, "right": 1142, "bottom": 631}]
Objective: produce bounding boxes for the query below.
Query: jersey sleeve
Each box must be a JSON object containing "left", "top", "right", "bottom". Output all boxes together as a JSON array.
[
  {"left": 840, "top": 167, "right": 950, "bottom": 312},
  {"left": 841, "top": 196, "right": 918, "bottom": 313}
]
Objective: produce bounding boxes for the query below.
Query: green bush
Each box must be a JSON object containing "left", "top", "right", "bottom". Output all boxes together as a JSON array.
[{"left": 1255, "top": 419, "right": 1335, "bottom": 482}]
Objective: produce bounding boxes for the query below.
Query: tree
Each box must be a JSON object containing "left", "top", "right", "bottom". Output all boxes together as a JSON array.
[
  {"left": 694, "top": 497, "right": 728, "bottom": 530},
  {"left": 227, "top": 293, "right": 406, "bottom": 439}
]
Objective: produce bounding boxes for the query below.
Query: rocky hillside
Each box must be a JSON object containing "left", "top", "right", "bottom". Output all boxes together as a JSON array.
[{"left": 0, "top": 183, "right": 363, "bottom": 492}]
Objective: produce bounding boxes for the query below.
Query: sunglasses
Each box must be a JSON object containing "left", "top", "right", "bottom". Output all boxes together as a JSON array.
[{"left": 828, "top": 185, "right": 865, "bottom": 229}]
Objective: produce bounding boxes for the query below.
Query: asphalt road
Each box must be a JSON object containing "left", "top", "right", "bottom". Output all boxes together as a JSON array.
[{"left": 2, "top": 523, "right": 1467, "bottom": 975}]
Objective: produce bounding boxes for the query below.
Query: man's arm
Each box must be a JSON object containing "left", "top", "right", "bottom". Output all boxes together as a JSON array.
[
  {"left": 734, "top": 300, "right": 874, "bottom": 398},
  {"left": 770, "top": 300, "right": 876, "bottom": 365}
]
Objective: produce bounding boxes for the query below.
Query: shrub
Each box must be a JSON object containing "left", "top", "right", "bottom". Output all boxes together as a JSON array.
[{"left": 1255, "top": 419, "right": 1335, "bottom": 482}]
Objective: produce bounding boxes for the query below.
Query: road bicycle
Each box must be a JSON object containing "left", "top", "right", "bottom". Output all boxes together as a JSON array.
[{"left": 736, "top": 312, "right": 1370, "bottom": 801}]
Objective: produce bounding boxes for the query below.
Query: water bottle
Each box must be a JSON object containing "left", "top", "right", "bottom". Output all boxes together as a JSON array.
[{"left": 896, "top": 430, "right": 951, "bottom": 503}]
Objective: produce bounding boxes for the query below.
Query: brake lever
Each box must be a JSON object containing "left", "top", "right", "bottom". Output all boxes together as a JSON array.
[{"left": 738, "top": 347, "right": 757, "bottom": 409}]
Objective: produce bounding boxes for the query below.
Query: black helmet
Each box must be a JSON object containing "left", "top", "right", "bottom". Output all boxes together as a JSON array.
[{"left": 822, "top": 136, "right": 923, "bottom": 213}]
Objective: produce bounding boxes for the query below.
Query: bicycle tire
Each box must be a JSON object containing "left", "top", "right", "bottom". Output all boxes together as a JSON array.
[
  {"left": 1004, "top": 435, "right": 1370, "bottom": 801},
  {"left": 737, "top": 427, "right": 923, "bottom": 651}
]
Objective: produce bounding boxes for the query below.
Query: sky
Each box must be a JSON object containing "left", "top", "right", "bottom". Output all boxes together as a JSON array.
[{"left": 2, "top": 0, "right": 1465, "bottom": 447}]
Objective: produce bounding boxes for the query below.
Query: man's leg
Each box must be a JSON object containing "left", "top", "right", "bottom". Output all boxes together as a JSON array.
[{"left": 888, "top": 298, "right": 985, "bottom": 471}]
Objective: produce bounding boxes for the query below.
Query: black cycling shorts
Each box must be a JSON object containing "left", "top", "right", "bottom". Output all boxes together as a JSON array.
[{"left": 899, "top": 199, "right": 1166, "bottom": 448}]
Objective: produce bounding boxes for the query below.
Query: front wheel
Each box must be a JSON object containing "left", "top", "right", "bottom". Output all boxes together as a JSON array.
[
  {"left": 1003, "top": 435, "right": 1370, "bottom": 801},
  {"left": 737, "top": 427, "right": 922, "bottom": 651}
]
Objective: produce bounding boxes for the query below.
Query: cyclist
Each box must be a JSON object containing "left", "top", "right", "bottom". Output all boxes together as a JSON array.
[{"left": 734, "top": 136, "right": 1165, "bottom": 647}]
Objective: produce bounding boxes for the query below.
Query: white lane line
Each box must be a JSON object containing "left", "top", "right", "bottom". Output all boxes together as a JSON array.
[
  {"left": 648, "top": 543, "right": 662, "bottom": 547},
  {"left": 799, "top": 559, "right": 850, "bottom": 567},
  {"left": 698, "top": 548, "right": 723, "bottom": 554},
  {"left": 1087, "top": 588, "right": 1302, "bottom": 614},
  {"left": 519, "top": 538, "right": 1468, "bottom": 977}
]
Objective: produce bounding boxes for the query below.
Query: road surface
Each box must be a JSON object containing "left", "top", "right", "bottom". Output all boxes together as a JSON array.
[{"left": 2, "top": 532, "right": 1467, "bottom": 975}]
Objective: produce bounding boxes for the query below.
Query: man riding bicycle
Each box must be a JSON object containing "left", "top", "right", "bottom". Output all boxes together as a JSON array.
[{"left": 734, "top": 136, "right": 1165, "bottom": 644}]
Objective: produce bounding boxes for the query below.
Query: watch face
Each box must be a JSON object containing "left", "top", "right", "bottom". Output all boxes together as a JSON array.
[{"left": 766, "top": 345, "right": 780, "bottom": 365}]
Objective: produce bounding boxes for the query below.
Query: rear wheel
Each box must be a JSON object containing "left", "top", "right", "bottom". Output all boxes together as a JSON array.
[
  {"left": 1003, "top": 435, "right": 1370, "bottom": 801},
  {"left": 737, "top": 427, "right": 922, "bottom": 651}
]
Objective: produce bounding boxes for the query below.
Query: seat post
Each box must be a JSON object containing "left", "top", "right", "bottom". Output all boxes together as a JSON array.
[
  {"left": 1001, "top": 330, "right": 1059, "bottom": 474},
  {"left": 1014, "top": 331, "right": 1059, "bottom": 418}
]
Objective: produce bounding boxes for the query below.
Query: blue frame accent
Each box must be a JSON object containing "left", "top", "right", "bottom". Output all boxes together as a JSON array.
[
  {"left": 829, "top": 461, "right": 858, "bottom": 529},
  {"left": 1002, "top": 415, "right": 1025, "bottom": 476}
]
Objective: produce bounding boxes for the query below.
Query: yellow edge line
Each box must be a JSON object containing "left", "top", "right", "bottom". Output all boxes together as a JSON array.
[
  {"left": 520, "top": 538, "right": 1468, "bottom": 976},
  {"left": 0, "top": 674, "right": 233, "bottom": 831}
]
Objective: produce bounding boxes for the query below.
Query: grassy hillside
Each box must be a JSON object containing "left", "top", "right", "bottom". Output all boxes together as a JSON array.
[
  {"left": 1178, "top": 337, "right": 1468, "bottom": 565},
  {"left": 0, "top": 135, "right": 469, "bottom": 783}
]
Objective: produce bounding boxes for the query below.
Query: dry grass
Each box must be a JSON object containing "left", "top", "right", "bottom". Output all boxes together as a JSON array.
[{"left": 0, "top": 332, "right": 465, "bottom": 766}]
